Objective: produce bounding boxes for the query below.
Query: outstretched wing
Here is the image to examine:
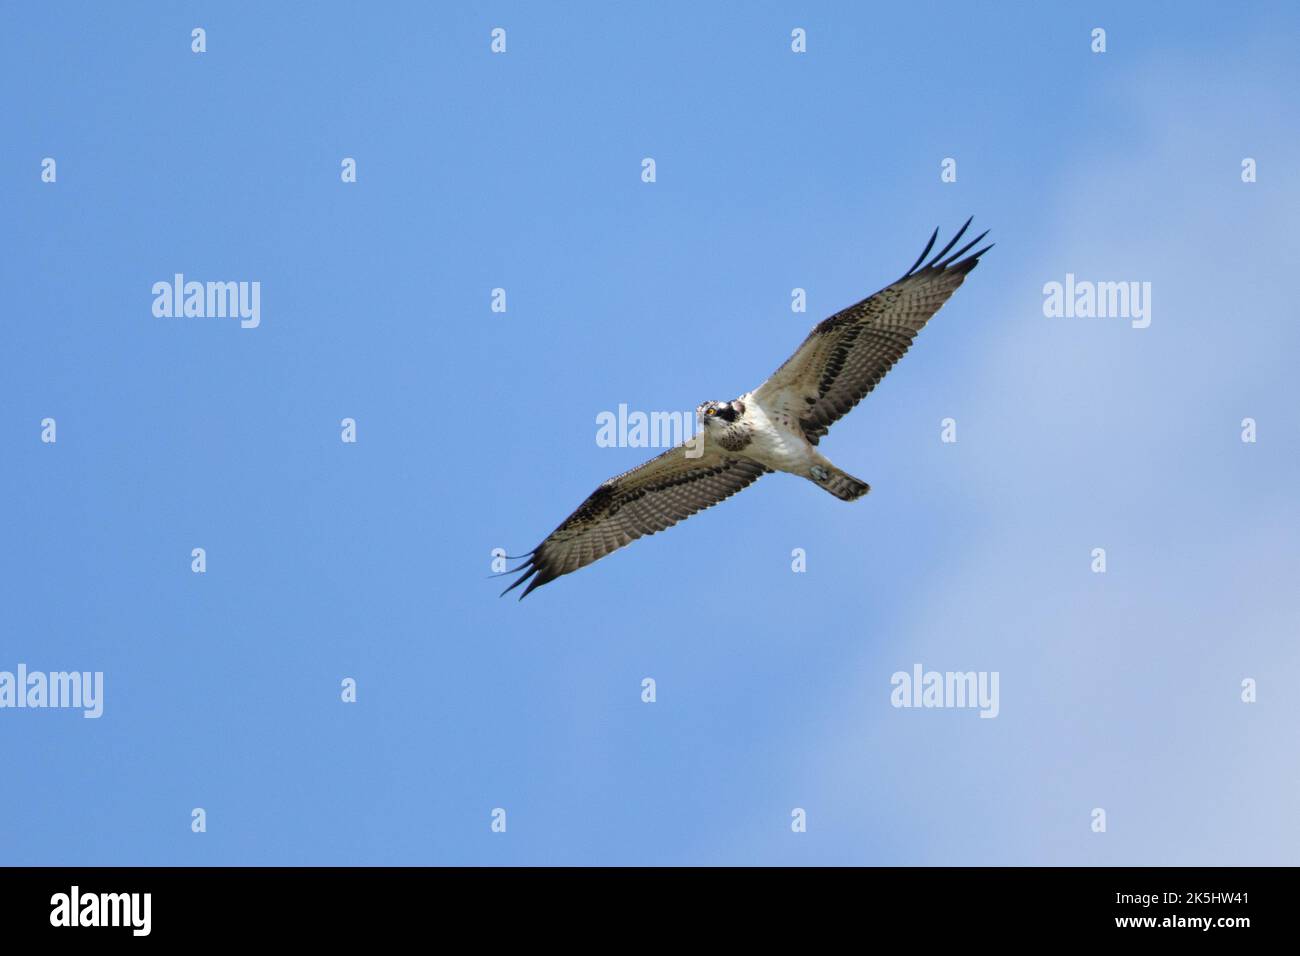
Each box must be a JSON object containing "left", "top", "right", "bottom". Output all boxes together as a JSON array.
[
  {"left": 754, "top": 219, "right": 992, "bottom": 445},
  {"left": 502, "top": 440, "right": 769, "bottom": 599}
]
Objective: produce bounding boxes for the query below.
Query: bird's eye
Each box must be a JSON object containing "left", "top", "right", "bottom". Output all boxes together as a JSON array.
[{"left": 705, "top": 408, "right": 716, "bottom": 416}]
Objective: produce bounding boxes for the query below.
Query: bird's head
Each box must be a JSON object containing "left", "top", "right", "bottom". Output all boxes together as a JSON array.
[{"left": 697, "top": 400, "right": 741, "bottom": 429}]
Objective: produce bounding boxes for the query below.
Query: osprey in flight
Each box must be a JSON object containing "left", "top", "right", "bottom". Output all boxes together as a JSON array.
[{"left": 502, "top": 219, "right": 992, "bottom": 598}]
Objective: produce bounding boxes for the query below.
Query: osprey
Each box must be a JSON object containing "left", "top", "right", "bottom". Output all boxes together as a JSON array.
[{"left": 502, "top": 220, "right": 992, "bottom": 598}]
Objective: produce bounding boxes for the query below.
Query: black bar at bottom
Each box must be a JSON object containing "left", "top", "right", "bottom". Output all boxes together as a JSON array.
[{"left": 0, "top": 866, "right": 1279, "bottom": 940}]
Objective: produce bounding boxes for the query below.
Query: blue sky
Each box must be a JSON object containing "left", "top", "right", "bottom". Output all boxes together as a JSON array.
[{"left": 2, "top": 2, "right": 1298, "bottom": 865}]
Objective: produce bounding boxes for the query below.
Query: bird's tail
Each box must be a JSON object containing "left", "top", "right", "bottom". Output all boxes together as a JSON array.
[{"left": 808, "top": 463, "right": 871, "bottom": 502}]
